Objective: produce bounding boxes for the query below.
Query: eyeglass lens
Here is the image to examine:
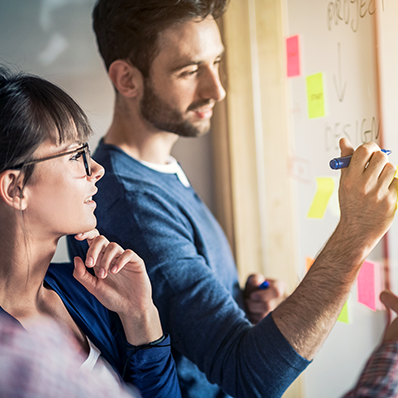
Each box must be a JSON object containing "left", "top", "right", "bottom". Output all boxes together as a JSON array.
[{"left": 82, "top": 145, "right": 91, "bottom": 176}]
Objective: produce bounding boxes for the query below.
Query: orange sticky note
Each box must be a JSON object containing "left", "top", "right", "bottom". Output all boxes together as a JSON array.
[
  {"left": 306, "top": 257, "right": 314, "bottom": 273},
  {"left": 286, "top": 35, "right": 300, "bottom": 77},
  {"left": 357, "top": 261, "right": 376, "bottom": 311}
]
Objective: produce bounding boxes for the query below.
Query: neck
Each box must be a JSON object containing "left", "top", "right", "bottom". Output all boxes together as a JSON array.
[
  {"left": 0, "top": 222, "right": 58, "bottom": 319},
  {"left": 104, "top": 98, "right": 179, "bottom": 165}
]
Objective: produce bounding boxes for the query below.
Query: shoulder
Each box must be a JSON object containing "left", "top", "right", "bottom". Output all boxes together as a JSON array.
[{"left": 94, "top": 141, "right": 179, "bottom": 208}]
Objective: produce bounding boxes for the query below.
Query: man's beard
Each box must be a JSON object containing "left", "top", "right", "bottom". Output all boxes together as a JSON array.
[{"left": 140, "top": 79, "right": 212, "bottom": 137}]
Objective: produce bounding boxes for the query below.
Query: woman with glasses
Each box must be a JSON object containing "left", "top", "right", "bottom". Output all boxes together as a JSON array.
[{"left": 0, "top": 68, "right": 181, "bottom": 398}]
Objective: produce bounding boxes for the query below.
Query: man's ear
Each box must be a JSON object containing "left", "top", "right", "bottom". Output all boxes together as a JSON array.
[
  {"left": 108, "top": 60, "right": 144, "bottom": 98},
  {"left": 0, "top": 171, "right": 27, "bottom": 210}
]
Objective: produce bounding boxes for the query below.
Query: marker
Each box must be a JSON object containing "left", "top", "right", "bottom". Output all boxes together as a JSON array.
[
  {"left": 329, "top": 149, "right": 392, "bottom": 170},
  {"left": 259, "top": 280, "right": 269, "bottom": 290}
]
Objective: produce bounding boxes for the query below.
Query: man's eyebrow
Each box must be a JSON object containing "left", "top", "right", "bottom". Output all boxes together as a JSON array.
[{"left": 169, "top": 50, "right": 225, "bottom": 73}]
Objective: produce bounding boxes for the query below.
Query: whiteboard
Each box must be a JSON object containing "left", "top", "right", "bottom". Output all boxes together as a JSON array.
[
  {"left": 377, "top": 0, "right": 398, "bottom": 292},
  {"left": 285, "top": 0, "right": 388, "bottom": 397}
]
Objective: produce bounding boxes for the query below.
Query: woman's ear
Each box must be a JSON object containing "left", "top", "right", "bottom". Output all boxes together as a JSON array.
[
  {"left": 0, "top": 171, "right": 27, "bottom": 210},
  {"left": 108, "top": 60, "right": 144, "bottom": 99}
]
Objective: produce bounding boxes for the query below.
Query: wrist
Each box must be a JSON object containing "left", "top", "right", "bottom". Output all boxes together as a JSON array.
[
  {"left": 120, "top": 304, "right": 163, "bottom": 346},
  {"left": 325, "top": 223, "right": 374, "bottom": 269}
]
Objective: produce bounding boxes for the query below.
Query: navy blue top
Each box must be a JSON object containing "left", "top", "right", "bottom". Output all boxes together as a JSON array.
[
  {"left": 68, "top": 141, "right": 310, "bottom": 398},
  {"left": 0, "top": 262, "right": 181, "bottom": 398}
]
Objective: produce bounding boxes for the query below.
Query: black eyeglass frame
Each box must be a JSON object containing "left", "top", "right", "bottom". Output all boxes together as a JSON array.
[{"left": 12, "top": 142, "right": 91, "bottom": 176}]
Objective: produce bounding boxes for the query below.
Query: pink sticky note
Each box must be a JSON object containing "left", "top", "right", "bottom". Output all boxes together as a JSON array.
[
  {"left": 374, "top": 261, "right": 385, "bottom": 311},
  {"left": 286, "top": 35, "right": 300, "bottom": 77},
  {"left": 357, "top": 261, "right": 376, "bottom": 311}
]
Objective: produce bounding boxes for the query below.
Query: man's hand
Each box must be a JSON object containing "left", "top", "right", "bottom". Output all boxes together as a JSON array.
[
  {"left": 272, "top": 139, "right": 398, "bottom": 360},
  {"left": 244, "top": 274, "right": 286, "bottom": 324},
  {"left": 381, "top": 290, "right": 398, "bottom": 342},
  {"left": 337, "top": 138, "right": 398, "bottom": 259}
]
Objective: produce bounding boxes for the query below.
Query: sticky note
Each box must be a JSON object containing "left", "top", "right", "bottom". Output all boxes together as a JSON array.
[
  {"left": 286, "top": 35, "right": 300, "bottom": 77},
  {"left": 374, "top": 261, "right": 384, "bottom": 311},
  {"left": 328, "top": 177, "right": 340, "bottom": 218},
  {"left": 307, "top": 178, "right": 335, "bottom": 218},
  {"left": 357, "top": 261, "right": 376, "bottom": 311},
  {"left": 306, "top": 257, "right": 314, "bottom": 273},
  {"left": 337, "top": 301, "right": 349, "bottom": 323},
  {"left": 307, "top": 73, "right": 325, "bottom": 119}
]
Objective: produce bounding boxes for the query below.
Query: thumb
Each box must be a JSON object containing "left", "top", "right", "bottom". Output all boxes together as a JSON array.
[
  {"left": 245, "top": 274, "right": 266, "bottom": 297},
  {"left": 380, "top": 290, "right": 398, "bottom": 315},
  {"left": 73, "top": 256, "right": 97, "bottom": 294},
  {"left": 339, "top": 137, "right": 354, "bottom": 158}
]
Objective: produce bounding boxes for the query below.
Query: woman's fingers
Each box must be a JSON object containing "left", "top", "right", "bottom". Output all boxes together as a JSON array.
[
  {"left": 75, "top": 233, "right": 146, "bottom": 284},
  {"left": 74, "top": 229, "right": 100, "bottom": 242},
  {"left": 84, "top": 235, "right": 110, "bottom": 277},
  {"left": 109, "top": 249, "right": 144, "bottom": 274},
  {"left": 95, "top": 242, "right": 123, "bottom": 278},
  {"left": 73, "top": 256, "right": 97, "bottom": 294}
]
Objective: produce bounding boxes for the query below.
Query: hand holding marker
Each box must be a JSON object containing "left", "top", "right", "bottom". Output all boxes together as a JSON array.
[{"left": 329, "top": 149, "right": 392, "bottom": 170}]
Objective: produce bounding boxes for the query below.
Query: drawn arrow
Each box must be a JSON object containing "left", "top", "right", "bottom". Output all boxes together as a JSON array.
[{"left": 333, "top": 43, "right": 347, "bottom": 102}]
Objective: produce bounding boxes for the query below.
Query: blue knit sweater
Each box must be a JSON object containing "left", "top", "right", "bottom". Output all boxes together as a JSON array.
[{"left": 68, "top": 141, "right": 310, "bottom": 398}]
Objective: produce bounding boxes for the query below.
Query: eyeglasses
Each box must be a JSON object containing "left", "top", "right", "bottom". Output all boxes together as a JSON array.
[{"left": 12, "top": 143, "right": 92, "bottom": 176}]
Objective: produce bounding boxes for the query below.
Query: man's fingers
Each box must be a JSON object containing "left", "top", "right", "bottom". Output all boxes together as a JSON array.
[
  {"left": 250, "top": 280, "right": 286, "bottom": 301},
  {"left": 339, "top": 137, "right": 354, "bottom": 158},
  {"left": 246, "top": 300, "right": 271, "bottom": 314},
  {"left": 380, "top": 290, "right": 398, "bottom": 314},
  {"left": 345, "top": 142, "right": 380, "bottom": 177}
]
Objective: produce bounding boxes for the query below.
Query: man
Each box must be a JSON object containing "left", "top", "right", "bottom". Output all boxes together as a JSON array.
[{"left": 68, "top": 1, "right": 398, "bottom": 397}]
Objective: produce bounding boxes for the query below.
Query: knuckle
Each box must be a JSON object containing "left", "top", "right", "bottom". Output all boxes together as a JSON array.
[{"left": 108, "top": 242, "right": 119, "bottom": 251}]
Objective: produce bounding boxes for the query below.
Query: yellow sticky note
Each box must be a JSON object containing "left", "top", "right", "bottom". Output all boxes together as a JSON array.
[
  {"left": 337, "top": 301, "right": 349, "bottom": 323},
  {"left": 307, "top": 73, "right": 325, "bottom": 119},
  {"left": 307, "top": 178, "right": 335, "bottom": 219}
]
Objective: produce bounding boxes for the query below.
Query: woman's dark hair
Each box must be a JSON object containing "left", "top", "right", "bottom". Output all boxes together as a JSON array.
[
  {"left": 0, "top": 67, "right": 93, "bottom": 187},
  {"left": 93, "top": 0, "right": 229, "bottom": 77}
]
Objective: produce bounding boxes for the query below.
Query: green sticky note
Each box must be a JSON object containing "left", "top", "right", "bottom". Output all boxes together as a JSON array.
[
  {"left": 307, "top": 177, "right": 335, "bottom": 219},
  {"left": 337, "top": 301, "right": 349, "bottom": 323},
  {"left": 307, "top": 72, "right": 325, "bottom": 119}
]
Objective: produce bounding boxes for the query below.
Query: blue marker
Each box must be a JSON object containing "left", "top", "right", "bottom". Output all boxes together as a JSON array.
[
  {"left": 259, "top": 280, "right": 269, "bottom": 290},
  {"left": 329, "top": 149, "right": 391, "bottom": 170}
]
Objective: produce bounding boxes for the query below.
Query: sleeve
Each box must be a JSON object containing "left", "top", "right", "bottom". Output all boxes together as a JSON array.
[
  {"left": 123, "top": 335, "right": 182, "bottom": 398},
  {"left": 92, "top": 188, "right": 309, "bottom": 398},
  {"left": 342, "top": 341, "right": 398, "bottom": 398}
]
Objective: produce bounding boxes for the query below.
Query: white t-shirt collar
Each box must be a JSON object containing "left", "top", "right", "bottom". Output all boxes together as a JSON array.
[{"left": 139, "top": 156, "right": 190, "bottom": 188}]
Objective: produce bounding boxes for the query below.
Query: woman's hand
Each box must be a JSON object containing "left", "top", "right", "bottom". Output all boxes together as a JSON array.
[{"left": 73, "top": 230, "right": 163, "bottom": 345}]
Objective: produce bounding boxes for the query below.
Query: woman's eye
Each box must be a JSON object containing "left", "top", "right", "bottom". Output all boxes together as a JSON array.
[{"left": 70, "top": 152, "right": 83, "bottom": 161}]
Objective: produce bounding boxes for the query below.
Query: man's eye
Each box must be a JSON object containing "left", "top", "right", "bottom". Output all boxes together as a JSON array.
[{"left": 181, "top": 69, "right": 198, "bottom": 77}]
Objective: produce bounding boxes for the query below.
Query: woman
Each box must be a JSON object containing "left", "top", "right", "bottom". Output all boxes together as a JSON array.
[{"left": 0, "top": 68, "right": 181, "bottom": 398}]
